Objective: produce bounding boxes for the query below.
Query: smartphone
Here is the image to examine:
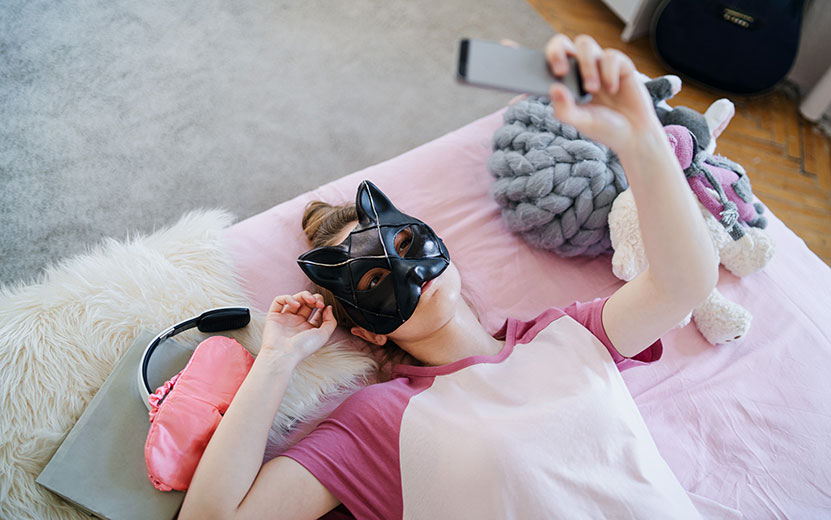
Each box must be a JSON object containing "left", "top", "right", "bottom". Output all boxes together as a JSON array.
[{"left": 456, "top": 38, "right": 590, "bottom": 104}]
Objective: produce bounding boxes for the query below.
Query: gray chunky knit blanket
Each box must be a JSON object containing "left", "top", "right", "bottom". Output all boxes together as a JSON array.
[{"left": 487, "top": 97, "right": 628, "bottom": 256}]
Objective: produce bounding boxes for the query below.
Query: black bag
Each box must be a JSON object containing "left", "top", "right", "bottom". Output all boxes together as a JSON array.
[{"left": 651, "top": 0, "right": 806, "bottom": 95}]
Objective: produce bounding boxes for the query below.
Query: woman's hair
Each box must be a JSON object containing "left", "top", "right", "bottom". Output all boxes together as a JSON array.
[{"left": 301, "top": 201, "right": 361, "bottom": 330}]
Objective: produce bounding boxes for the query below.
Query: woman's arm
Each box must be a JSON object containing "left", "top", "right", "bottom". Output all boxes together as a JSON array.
[
  {"left": 179, "top": 292, "right": 340, "bottom": 520},
  {"left": 546, "top": 35, "right": 718, "bottom": 357},
  {"left": 603, "top": 132, "right": 718, "bottom": 356}
]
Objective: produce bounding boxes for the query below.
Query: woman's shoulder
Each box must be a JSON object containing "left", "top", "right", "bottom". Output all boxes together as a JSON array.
[
  {"left": 340, "top": 375, "right": 420, "bottom": 405},
  {"left": 329, "top": 376, "right": 428, "bottom": 425}
]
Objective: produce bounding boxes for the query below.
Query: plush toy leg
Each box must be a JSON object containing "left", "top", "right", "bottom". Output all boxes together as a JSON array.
[
  {"left": 675, "top": 311, "right": 693, "bottom": 330},
  {"left": 609, "top": 189, "right": 648, "bottom": 282},
  {"left": 692, "top": 288, "right": 752, "bottom": 344},
  {"left": 719, "top": 227, "right": 775, "bottom": 278}
]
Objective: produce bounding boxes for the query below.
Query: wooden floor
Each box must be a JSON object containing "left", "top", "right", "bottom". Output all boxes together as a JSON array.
[{"left": 529, "top": 0, "right": 831, "bottom": 266}]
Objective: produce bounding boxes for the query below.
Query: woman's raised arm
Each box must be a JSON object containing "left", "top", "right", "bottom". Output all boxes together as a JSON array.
[{"left": 546, "top": 34, "right": 718, "bottom": 357}]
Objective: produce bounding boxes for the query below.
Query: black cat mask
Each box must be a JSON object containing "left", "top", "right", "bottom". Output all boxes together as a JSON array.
[{"left": 297, "top": 181, "right": 450, "bottom": 334}]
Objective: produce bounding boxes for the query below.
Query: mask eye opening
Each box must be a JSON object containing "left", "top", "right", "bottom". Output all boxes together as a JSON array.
[
  {"left": 357, "top": 267, "right": 391, "bottom": 292},
  {"left": 394, "top": 226, "right": 414, "bottom": 257}
]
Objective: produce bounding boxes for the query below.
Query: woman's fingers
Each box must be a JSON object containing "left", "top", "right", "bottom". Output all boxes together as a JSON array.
[
  {"left": 270, "top": 291, "right": 325, "bottom": 319},
  {"left": 291, "top": 291, "right": 321, "bottom": 319},
  {"left": 308, "top": 306, "right": 322, "bottom": 326},
  {"left": 550, "top": 83, "right": 589, "bottom": 130},
  {"left": 545, "top": 34, "right": 577, "bottom": 76},
  {"left": 600, "top": 48, "right": 636, "bottom": 95},
  {"left": 309, "top": 304, "right": 335, "bottom": 329},
  {"left": 297, "top": 302, "right": 316, "bottom": 320},
  {"left": 270, "top": 294, "right": 298, "bottom": 314},
  {"left": 269, "top": 296, "right": 283, "bottom": 314},
  {"left": 573, "top": 34, "right": 603, "bottom": 93},
  {"left": 296, "top": 290, "right": 323, "bottom": 308},
  {"left": 319, "top": 305, "right": 337, "bottom": 334},
  {"left": 600, "top": 49, "right": 622, "bottom": 94},
  {"left": 263, "top": 294, "right": 334, "bottom": 359},
  {"left": 547, "top": 34, "right": 634, "bottom": 97}
]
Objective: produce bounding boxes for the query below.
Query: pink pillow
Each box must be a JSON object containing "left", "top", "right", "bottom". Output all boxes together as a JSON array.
[{"left": 144, "top": 336, "right": 254, "bottom": 491}]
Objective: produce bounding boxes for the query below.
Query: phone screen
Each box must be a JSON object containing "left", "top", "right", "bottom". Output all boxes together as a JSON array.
[{"left": 457, "top": 39, "right": 588, "bottom": 102}]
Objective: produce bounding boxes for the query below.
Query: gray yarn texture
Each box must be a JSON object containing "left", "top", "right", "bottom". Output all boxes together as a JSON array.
[{"left": 487, "top": 97, "right": 628, "bottom": 257}]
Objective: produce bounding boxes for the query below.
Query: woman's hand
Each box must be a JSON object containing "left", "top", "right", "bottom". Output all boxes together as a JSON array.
[
  {"left": 545, "top": 34, "right": 663, "bottom": 156},
  {"left": 260, "top": 291, "right": 336, "bottom": 364}
]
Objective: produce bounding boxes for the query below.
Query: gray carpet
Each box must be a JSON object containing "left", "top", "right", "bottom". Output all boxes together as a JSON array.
[{"left": 0, "top": 0, "right": 555, "bottom": 287}]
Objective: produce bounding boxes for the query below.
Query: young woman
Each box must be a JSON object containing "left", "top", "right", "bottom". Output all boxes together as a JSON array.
[{"left": 180, "top": 34, "right": 718, "bottom": 520}]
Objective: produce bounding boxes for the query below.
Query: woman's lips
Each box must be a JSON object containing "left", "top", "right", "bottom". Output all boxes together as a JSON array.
[{"left": 421, "top": 279, "right": 433, "bottom": 293}]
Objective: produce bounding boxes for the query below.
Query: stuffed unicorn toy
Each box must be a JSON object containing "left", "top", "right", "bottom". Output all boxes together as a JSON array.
[{"left": 608, "top": 75, "right": 775, "bottom": 344}]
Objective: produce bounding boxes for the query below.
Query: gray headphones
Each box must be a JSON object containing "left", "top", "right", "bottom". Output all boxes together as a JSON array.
[{"left": 136, "top": 307, "right": 250, "bottom": 410}]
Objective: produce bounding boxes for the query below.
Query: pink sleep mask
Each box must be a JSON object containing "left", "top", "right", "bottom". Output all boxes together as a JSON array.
[{"left": 144, "top": 335, "right": 254, "bottom": 491}]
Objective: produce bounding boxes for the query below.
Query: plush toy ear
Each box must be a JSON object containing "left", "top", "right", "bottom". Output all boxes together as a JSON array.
[
  {"left": 704, "top": 99, "right": 735, "bottom": 141},
  {"left": 644, "top": 77, "right": 675, "bottom": 106},
  {"left": 644, "top": 75, "right": 682, "bottom": 115},
  {"left": 662, "top": 107, "right": 711, "bottom": 152},
  {"left": 664, "top": 75, "right": 682, "bottom": 96},
  {"left": 297, "top": 246, "right": 351, "bottom": 292},
  {"left": 355, "top": 180, "right": 397, "bottom": 227}
]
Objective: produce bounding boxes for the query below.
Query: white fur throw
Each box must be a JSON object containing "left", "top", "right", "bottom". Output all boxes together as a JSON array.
[{"left": 0, "top": 210, "right": 376, "bottom": 519}]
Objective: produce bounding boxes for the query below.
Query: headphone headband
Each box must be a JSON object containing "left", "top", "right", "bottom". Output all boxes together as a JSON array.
[{"left": 136, "top": 307, "right": 250, "bottom": 411}]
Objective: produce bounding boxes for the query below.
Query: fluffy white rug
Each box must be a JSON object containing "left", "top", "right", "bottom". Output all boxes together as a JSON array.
[{"left": 0, "top": 210, "right": 376, "bottom": 519}]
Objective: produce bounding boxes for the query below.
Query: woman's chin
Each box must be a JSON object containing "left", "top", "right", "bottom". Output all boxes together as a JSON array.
[{"left": 425, "top": 269, "right": 462, "bottom": 311}]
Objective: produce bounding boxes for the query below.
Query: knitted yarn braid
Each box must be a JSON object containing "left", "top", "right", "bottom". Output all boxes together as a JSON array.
[{"left": 487, "top": 97, "right": 628, "bottom": 256}]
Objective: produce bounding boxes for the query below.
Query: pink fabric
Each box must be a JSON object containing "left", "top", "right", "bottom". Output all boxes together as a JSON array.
[
  {"left": 530, "top": 297, "right": 663, "bottom": 370},
  {"left": 223, "top": 109, "right": 831, "bottom": 518},
  {"left": 666, "top": 124, "right": 697, "bottom": 170},
  {"left": 665, "top": 125, "right": 759, "bottom": 225},
  {"left": 284, "top": 374, "right": 431, "bottom": 519},
  {"left": 147, "top": 372, "right": 181, "bottom": 424},
  {"left": 283, "top": 298, "right": 666, "bottom": 519},
  {"left": 145, "top": 336, "right": 254, "bottom": 491}
]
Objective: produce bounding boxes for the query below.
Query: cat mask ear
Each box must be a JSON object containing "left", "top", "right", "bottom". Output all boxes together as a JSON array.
[
  {"left": 355, "top": 180, "right": 412, "bottom": 228},
  {"left": 297, "top": 245, "right": 353, "bottom": 296}
]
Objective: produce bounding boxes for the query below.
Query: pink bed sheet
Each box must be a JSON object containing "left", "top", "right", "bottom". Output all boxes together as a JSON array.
[{"left": 222, "top": 109, "right": 831, "bottom": 518}]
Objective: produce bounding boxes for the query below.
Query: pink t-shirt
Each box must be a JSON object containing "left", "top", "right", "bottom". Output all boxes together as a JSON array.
[{"left": 282, "top": 297, "right": 702, "bottom": 519}]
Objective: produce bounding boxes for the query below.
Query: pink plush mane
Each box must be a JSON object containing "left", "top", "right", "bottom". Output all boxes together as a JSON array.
[{"left": 664, "top": 125, "right": 760, "bottom": 231}]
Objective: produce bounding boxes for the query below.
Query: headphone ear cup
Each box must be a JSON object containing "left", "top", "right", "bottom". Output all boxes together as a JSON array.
[{"left": 196, "top": 308, "right": 250, "bottom": 333}]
